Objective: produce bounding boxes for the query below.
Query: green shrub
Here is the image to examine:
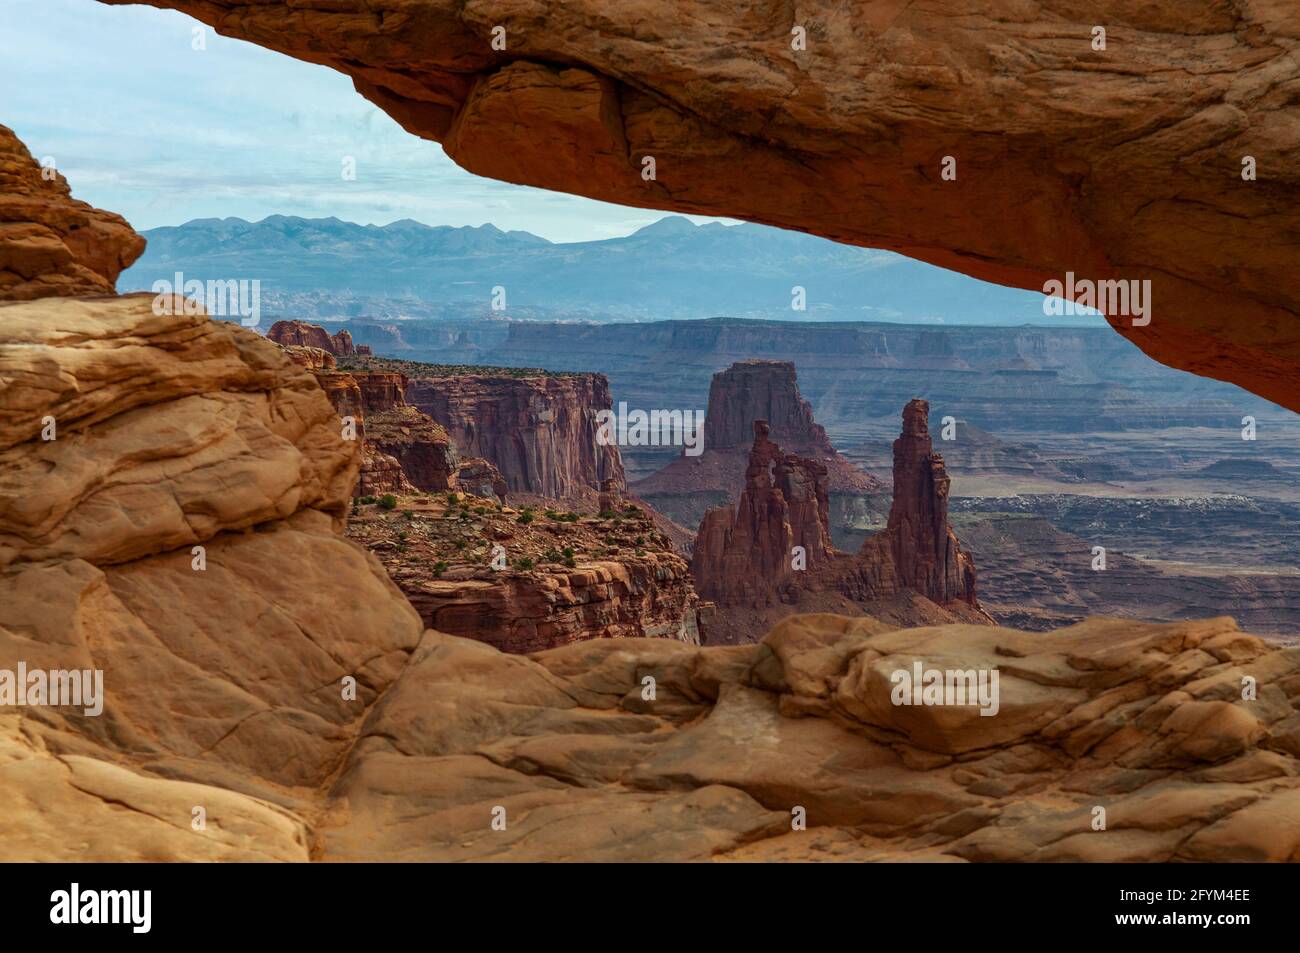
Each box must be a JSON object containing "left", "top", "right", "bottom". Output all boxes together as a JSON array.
[
  {"left": 517, "top": 512, "right": 534, "bottom": 525},
  {"left": 378, "top": 494, "right": 398, "bottom": 510}
]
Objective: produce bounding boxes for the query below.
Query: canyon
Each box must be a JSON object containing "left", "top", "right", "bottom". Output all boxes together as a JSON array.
[
  {"left": 4, "top": 23, "right": 1300, "bottom": 864},
  {"left": 264, "top": 322, "right": 694, "bottom": 652},
  {"left": 279, "top": 314, "right": 1281, "bottom": 488}
]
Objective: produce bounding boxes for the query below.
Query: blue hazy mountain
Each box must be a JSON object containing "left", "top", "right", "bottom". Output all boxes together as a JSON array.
[{"left": 119, "top": 214, "right": 1101, "bottom": 326}]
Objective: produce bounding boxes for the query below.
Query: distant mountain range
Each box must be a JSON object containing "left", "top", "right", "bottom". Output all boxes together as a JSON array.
[{"left": 119, "top": 214, "right": 1103, "bottom": 326}]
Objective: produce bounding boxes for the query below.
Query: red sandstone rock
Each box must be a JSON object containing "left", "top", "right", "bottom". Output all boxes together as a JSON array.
[
  {"left": 706, "top": 360, "right": 835, "bottom": 455},
  {"left": 368, "top": 405, "right": 460, "bottom": 493},
  {"left": 0, "top": 124, "right": 144, "bottom": 300},
  {"left": 597, "top": 478, "right": 621, "bottom": 515},
  {"left": 635, "top": 359, "right": 879, "bottom": 499},
  {"left": 870, "top": 398, "right": 979, "bottom": 607},
  {"left": 283, "top": 345, "right": 336, "bottom": 371},
  {"left": 267, "top": 319, "right": 355, "bottom": 356},
  {"left": 348, "top": 495, "right": 700, "bottom": 652},
  {"left": 406, "top": 373, "right": 625, "bottom": 499},
  {"left": 692, "top": 421, "right": 835, "bottom": 605},
  {"left": 692, "top": 403, "right": 987, "bottom": 640},
  {"left": 453, "top": 457, "right": 507, "bottom": 503}
]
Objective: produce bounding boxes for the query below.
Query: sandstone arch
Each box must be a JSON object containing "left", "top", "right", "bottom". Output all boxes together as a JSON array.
[{"left": 100, "top": 0, "right": 1300, "bottom": 409}]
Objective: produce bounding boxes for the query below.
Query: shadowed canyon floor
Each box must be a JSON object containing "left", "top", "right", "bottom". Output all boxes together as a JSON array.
[{"left": 5, "top": 296, "right": 1300, "bottom": 861}]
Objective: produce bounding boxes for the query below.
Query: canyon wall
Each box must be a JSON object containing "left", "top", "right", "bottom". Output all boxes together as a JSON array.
[
  {"left": 348, "top": 493, "right": 702, "bottom": 653},
  {"left": 11, "top": 295, "right": 1300, "bottom": 862},
  {"left": 404, "top": 556, "right": 701, "bottom": 654},
  {"left": 406, "top": 373, "right": 626, "bottom": 499},
  {"left": 704, "top": 360, "right": 837, "bottom": 455},
  {"left": 0, "top": 123, "right": 144, "bottom": 300},
  {"left": 269, "top": 324, "right": 511, "bottom": 500},
  {"left": 99, "top": 0, "right": 1300, "bottom": 413}
]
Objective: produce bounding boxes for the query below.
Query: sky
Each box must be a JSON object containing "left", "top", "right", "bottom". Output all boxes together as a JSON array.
[
  {"left": 0, "top": 0, "right": 732, "bottom": 240},
  {"left": 0, "top": 0, "right": 1097, "bottom": 326}
]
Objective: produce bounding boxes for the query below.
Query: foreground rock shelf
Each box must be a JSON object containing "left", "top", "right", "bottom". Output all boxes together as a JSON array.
[{"left": 3, "top": 297, "right": 1299, "bottom": 861}]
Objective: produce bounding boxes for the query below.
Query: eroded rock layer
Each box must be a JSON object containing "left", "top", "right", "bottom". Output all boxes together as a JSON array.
[
  {"left": 0, "top": 123, "right": 144, "bottom": 300},
  {"left": 692, "top": 420, "right": 834, "bottom": 605},
  {"left": 636, "top": 359, "right": 879, "bottom": 498},
  {"left": 691, "top": 401, "right": 985, "bottom": 641},
  {"left": 347, "top": 492, "right": 701, "bottom": 652},
  {"left": 95, "top": 0, "right": 1300, "bottom": 411},
  {"left": 634, "top": 358, "right": 881, "bottom": 542},
  {"left": 406, "top": 372, "right": 626, "bottom": 498}
]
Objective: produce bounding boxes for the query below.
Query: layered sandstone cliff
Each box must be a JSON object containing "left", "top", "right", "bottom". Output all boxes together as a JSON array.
[
  {"left": 273, "top": 327, "right": 503, "bottom": 500},
  {"left": 705, "top": 360, "right": 838, "bottom": 454},
  {"left": 638, "top": 360, "right": 878, "bottom": 495},
  {"left": 268, "top": 318, "right": 356, "bottom": 356},
  {"left": 405, "top": 371, "right": 626, "bottom": 499},
  {"left": 0, "top": 123, "right": 144, "bottom": 299},
  {"left": 98, "top": 0, "right": 1300, "bottom": 413}
]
